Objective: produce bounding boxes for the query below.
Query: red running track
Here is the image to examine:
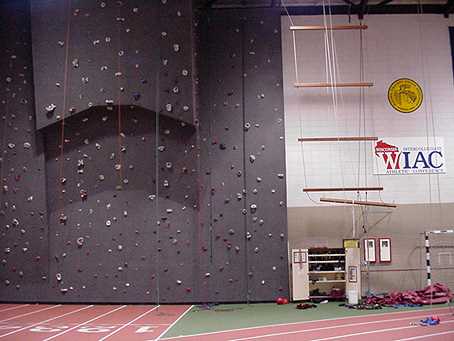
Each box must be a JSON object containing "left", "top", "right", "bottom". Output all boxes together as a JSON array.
[
  {"left": 0, "top": 304, "right": 452, "bottom": 340},
  {"left": 0, "top": 304, "right": 192, "bottom": 340}
]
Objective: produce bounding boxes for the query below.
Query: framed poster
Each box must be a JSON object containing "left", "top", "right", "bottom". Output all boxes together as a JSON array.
[
  {"left": 293, "top": 249, "right": 307, "bottom": 264},
  {"left": 379, "top": 238, "right": 392, "bottom": 263},
  {"left": 348, "top": 266, "right": 358, "bottom": 283},
  {"left": 364, "top": 238, "right": 376, "bottom": 263}
]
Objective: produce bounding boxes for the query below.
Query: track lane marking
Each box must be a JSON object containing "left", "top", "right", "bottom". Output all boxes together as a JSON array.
[
  {"left": 0, "top": 305, "right": 93, "bottom": 338},
  {"left": 0, "top": 305, "right": 29, "bottom": 313},
  {"left": 0, "top": 305, "right": 61, "bottom": 323},
  {"left": 42, "top": 305, "right": 127, "bottom": 341},
  {"left": 98, "top": 305, "right": 159, "bottom": 340},
  {"left": 227, "top": 313, "right": 454, "bottom": 341},
  {"left": 154, "top": 305, "right": 194, "bottom": 341},
  {"left": 305, "top": 319, "right": 454, "bottom": 341},
  {"left": 162, "top": 306, "right": 452, "bottom": 340},
  {"left": 0, "top": 322, "right": 169, "bottom": 329},
  {"left": 394, "top": 330, "right": 454, "bottom": 340}
]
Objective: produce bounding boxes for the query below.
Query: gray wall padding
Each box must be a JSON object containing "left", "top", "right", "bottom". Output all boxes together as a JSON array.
[{"left": 0, "top": 0, "right": 289, "bottom": 303}]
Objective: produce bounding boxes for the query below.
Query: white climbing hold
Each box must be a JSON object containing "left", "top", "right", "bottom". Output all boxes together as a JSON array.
[
  {"left": 45, "top": 104, "right": 57, "bottom": 113},
  {"left": 250, "top": 203, "right": 257, "bottom": 213}
]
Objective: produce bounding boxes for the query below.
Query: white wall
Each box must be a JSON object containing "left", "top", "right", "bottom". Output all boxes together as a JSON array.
[{"left": 282, "top": 14, "right": 454, "bottom": 207}]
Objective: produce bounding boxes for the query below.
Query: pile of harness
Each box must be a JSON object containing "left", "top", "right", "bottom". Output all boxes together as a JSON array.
[{"left": 364, "top": 282, "right": 453, "bottom": 306}]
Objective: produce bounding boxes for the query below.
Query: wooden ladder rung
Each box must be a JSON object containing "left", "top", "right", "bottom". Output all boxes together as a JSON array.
[
  {"left": 298, "top": 136, "right": 378, "bottom": 142},
  {"left": 290, "top": 24, "right": 368, "bottom": 31},
  {"left": 304, "top": 187, "right": 383, "bottom": 192},
  {"left": 320, "top": 197, "right": 397, "bottom": 208},
  {"left": 294, "top": 82, "right": 374, "bottom": 88}
]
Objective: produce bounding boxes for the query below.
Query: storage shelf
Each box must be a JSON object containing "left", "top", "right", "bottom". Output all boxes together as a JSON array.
[
  {"left": 310, "top": 280, "right": 346, "bottom": 283},
  {"left": 309, "top": 260, "right": 345, "bottom": 264},
  {"left": 309, "top": 254, "right": 345, "bottom": 257}
]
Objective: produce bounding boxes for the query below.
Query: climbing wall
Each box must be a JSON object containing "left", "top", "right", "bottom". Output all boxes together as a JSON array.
[
  {"left": 42, "top": 107, "right": 198, "bottom": 302},
  {"left": 0, "top": 0, "right": 49, "bottom": 300},
  {"left": 196, "top": 8, "right": 289, "bottom": 302},
  {"left": 31, "top": 0, "right": 194, "bottom": 129},
  {"left": 0, "top": 0, "right": 288, "bottom": 303}
]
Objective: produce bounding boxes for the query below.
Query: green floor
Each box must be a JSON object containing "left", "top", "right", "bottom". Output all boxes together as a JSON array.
[{"left": 164, "top": 302, "right": 450, "bottom": 338}]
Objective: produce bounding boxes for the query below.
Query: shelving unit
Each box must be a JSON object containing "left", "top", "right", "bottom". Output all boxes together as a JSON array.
[
  {"left": 291, "top": 245, "right": 361, "bottom": 302},
  {"left": 308, "top": 248, "right": 346, "bottom": 298}
]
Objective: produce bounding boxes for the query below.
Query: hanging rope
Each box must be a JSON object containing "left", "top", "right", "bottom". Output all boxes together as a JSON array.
[
  {"left": 417, "top": 0, "right": 443, "bottom": 231},
  {"left": 282, "top": 0, "right": 328, "bottom": 206},
  {"left": 154, "top": 69, "right": 161, "bottom": 308},
  {"left": 57, "top": 0, "right": 73, "bottom": 218},
  {"left": 116, "top": 2, "right": 124, "bottom": 187},
  {"left": 0, "top": 76, "right": 10, "bottom": 210}
]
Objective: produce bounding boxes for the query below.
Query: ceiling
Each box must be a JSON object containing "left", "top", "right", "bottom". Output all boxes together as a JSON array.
[{"left": 204, "top": 0, "right": 454, "bottom": 18}]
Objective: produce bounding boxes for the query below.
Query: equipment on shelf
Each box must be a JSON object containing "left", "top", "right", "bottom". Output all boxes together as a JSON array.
[{"left": 291, "top": 244, "right": 361, "bottom": 302}]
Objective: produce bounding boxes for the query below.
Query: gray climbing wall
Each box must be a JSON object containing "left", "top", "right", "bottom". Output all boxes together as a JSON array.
[
  {"left": 0, "top": 0, "right": 49, "bottom": 300},
  {"left": 196, "top": 8, "right": 289, "bottom": 302},
  {"left": 43, "top": 108, "right": 198, "bottom": 302},
  {"left": 31, "top": 0, "right": 194, "bottom": 129},
  {"left": 0, "top": 0, "right": 288, "bottom": 303}
]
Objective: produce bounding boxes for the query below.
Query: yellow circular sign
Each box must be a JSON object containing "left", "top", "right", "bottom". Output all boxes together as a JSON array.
[{"left": 388, "top": 78, "right": 423, "bottom": 113}]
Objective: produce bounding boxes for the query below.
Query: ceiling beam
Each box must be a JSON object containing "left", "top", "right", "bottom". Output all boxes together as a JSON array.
[
  {"left": 376, "top": 0, "right": 394, "bottom": 6},
  {"left": 358, "top": 0, "right": 368, "bottom": 19},
  {"left": 281, "top": 4, "right": 445, "bottom": 16},
  {"left": 341, "top": 0, "right": 356, "bottom": 6},
  {"left": 203, "top": 0, "right": 219, "bottom": 8},
  {"left": 444, "top": 0, "right": 454, "bottom": 17}
]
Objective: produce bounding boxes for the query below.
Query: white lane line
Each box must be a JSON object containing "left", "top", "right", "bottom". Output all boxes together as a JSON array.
[
  {"left": 0, "top": 305, "right": 61, "bottom": 323},
  {"left": 0, "top": 305, "right": 30, "bottom": 313},
  {"left": 228, "top": 314, "right": 454, "bottom": 341},
  {"left": 162, "top": 306, "right": 452, "bottom": 340},
  {"left": 98, "top": 305, "right": 160, "bottom": 341},
  {"left": 0, "top": 322, "right": 170, "bottom": 327},
  {"left": 394, "top": 330, "right": 454, "bottom": 341},
  {"left": 154, "top": 305, "right": 194, "bottom": 341},
  {"left": 0, "top": 305, "right": 94, "bottom": 338},
  {"left": 42, "top": 305, "right": 127, "bottom": 341},
  {"left": 306, "top": 320, "right": 454, "bottom": 341}
]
